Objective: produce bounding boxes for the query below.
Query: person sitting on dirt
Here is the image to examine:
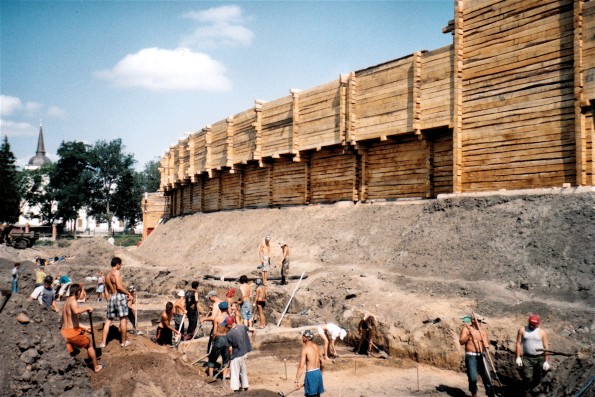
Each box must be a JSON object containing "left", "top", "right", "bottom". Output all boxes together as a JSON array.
[
  {"left": 225, "top": 314, "right": 255, "bottom": 392},
  {"left": 184, "top": 281, "right": 199, "bottom": 341},
  {"left": 295, "top": 329, "right": 325, "bottom": 396},
  {"left": 355, "top": 314, "right": 377, "bottom": 356},
  {"left": 57, "top": 274, "right": 72, "bottom": 300},
  {"left": 155, "top": 301, "right": 179, "bottom": 346},
  {"left": 258, "top": 235, "right": 272, "bottom": 286},
  {"left": 127, "top": 285, "right": 137, "bottom": 333},
  {"left": 11, "top": 262, "right": 21, "bottom": 293},
  {"left": 317, "top": 323, "right": 347, "bottom": 360},
  {"left": 516, "top": 314, "right": 550, "bottom": 395},
  {"left": 276, "top": 242, "right": 290, "bottom": 285},
  {"left": 173, "top": 289, "right": 187, "bottom": 337},
  {"left": 254, "top": 278, "right": 267, "bottom": 329},
  {"left": 60, "top": 283, "right": 104, "bottom": 373},
  {"left": 202, "top": 290, "right": 222, "bottom": 350},
  {"left": 34, "top": 266, "right": 47, "bottom": 288},
  {"left": 238, "top": 275, "right": 254, "bottom": 327},
  {"left": 206, "top": 302, "right": 231, "bottom": 379},
  {"left": 28, "top": 275, "right": 58, "bottom": 312},
  {"left": 459, "top": 314, "right": 494, "bottom": 397},
  {"left": 100, "top": 257, "right": 133, "bottom": 349}
]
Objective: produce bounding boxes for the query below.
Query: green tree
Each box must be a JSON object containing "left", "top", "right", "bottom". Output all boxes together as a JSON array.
[
  {"left": 0, "top": 136, "right": 21, "bottom": 224},
  {"left": 139, "top": 160, "right": 161, "bottom": 193},
  {"left": 88, "top": 139, "right": 136, "bottom": 235},
  {"left": 19, "top": 164, "right": 58, "bottom": 225},
  {"left": 50, "top": 141, "right": 94, "bottom": 236}
]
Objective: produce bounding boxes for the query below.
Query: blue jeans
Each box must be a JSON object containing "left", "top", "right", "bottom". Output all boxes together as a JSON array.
[
  {"left": 11, "top": 278, "right": 18, "bottom": 293},
  {"left": 465, "top": 353, "right": 494, "bottom": 397}
]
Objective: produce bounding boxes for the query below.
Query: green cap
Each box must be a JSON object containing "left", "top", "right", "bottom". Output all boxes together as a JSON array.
[{"left": 461, "top": 315, "right": 472, "bottom": 324}]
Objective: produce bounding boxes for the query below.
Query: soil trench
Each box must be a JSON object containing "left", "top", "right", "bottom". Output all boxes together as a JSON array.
[{"left": 1, "top": 193, "right": 593, "bottom": 396}]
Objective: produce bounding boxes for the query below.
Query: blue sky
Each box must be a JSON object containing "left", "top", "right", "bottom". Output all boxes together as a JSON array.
[{"left": 1, "top": 1, "right": 453, "bottom": 170}]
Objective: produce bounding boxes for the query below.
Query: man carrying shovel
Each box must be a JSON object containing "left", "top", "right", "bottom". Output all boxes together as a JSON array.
[
  {"left": 61, "top": 284, "right": 104, "bottom": 373},
  {"left": 459, "top": 314, "right": 494, "bottom": 397},
  {"left": 294, "top": 329, "right": 324, "bottom": 397}
]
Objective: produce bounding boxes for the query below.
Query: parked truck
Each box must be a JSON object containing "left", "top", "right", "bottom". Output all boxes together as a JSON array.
[{"left": 0, "top": 226, "right": 39, "bottom": 249}]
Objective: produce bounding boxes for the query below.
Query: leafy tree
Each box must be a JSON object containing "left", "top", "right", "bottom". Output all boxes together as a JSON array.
[
  {"left": 87, "top": 139, "right": 136, "bottom": 235},
  {"left": 0, "top": 136, "right": 21, "bottom": 224},
  {"left": 19, "top": 164, "right": 57, "bottom": 225},
  {"left": 49, "top": 141, "right": 94, "bottom": 236},
  {"left": 139, "top": 160, "right": 161, "bottom": 193}
]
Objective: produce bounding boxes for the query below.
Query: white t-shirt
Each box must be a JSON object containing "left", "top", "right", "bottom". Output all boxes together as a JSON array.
[{"left": 318, "top": 323, "right": 345, "bottom": 340}]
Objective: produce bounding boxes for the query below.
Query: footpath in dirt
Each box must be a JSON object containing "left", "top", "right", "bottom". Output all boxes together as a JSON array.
[{"left": 0, "top": 191, "right": 593, "bottom": 397}]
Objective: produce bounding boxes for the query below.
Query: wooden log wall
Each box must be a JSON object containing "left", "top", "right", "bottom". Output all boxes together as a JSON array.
[
  {"left": 157, "top": 0, "right": 595, "bottom": 218},
  {"left": 298, "top": 80, "right": 343, "bottom": 150},
  {"left": 459, "top": 0, "right": 577, "bottom": 191},
  {"left": 364, "top": 136, "right": 429, "bottom": 200},
  {"left": 310, "top": 147, "right": 357, "bottom": 203}
]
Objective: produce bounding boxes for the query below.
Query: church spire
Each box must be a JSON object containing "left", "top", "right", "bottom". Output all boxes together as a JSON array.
[
  {"left": 36, "top": 122, "right": 46, "bottom": 156},
  {"left": 27, "top": 121, "right": 52, "bottom": 168}
]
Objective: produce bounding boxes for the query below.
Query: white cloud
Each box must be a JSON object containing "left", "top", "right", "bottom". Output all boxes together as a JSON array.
[
  {"left": 47, "top": 106, "right": 67, "bottom": 118},
  {"left": 0, "top": 118, "right": 36, "bottom": 137},
  {"left": 181, "top": 5, "right": 253, "bottom": 49},
  {"left": 24, "top": 102, "right": 42, "bottom": 113},
  {"left": 1, "top": 95, "right": 23, "bottom": 116},
  {"left": 94, "top": 47, "right": 232, "bottom": 91}
]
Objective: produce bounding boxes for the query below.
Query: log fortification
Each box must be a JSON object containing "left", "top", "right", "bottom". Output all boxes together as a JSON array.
[{"left": 155, "top": 0, "right": 594, "bottom": 220}]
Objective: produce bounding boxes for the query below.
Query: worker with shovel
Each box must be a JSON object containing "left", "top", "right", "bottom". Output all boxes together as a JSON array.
[
  {"left": 459, "top": 314, "right": 495, "bottom": 397},
  {"left": 60, "top": 284, "right": 104, "bottom": 373},
  {"left": 294, "top": 329, "right": 324, "bottom": 397},
  {"left": 515, "top": 314, "right": 550, "bottom": 395}
]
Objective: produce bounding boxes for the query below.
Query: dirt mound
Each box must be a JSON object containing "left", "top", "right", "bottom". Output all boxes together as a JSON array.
[
  {"left": 0, "top": 192, "right": 593, "bottom": 396},
  {"left": 0, "top": 290, "right": 93, "bottom": 397}
]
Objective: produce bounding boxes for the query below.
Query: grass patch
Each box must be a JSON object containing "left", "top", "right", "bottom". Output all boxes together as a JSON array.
[{"left": 111, "top": 234, "right": 142, "bottom": 247}]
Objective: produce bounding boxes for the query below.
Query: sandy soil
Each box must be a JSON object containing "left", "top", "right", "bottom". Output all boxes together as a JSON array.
[{"left": 1, "top": 192, "right": 593, "bottom": 397}]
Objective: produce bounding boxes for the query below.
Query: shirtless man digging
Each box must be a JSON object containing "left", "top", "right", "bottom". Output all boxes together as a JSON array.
[
  {"left": 295, "top": 329, "right": 324, "bottom": 397},
  {"left": 206, "top": 302, "right": 231, "bottom": 380},
  {"left": 100, "top": 257, "right": 133, "bottom": 348},
  {"left": 61, "top": 283, "right": 104, "bottom": 373}
]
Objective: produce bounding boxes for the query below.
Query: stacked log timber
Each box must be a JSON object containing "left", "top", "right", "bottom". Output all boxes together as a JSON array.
[
  {"left": 261, "top": 95, "right": 293, "bottom": 158},
  {"left": 243, "top": 163, "right": 271, "bottom": 208},
  {"left": 364, "top": 136, "right": 428, "bottom": 200},
  {"left": 310, "top": 146, "right": 357, "bottom": 203},
  {"left": 420, "top": 46, "right": 454, "bottom": 131},
  {"left": 354, "top": 55, "right": 415, "bottom": 141},
  {"left": 153, "top": 0, "right": 595, "bottom": 221},
  {"left": 460, "top": 0, "right": 577, "bottom": 191},
  {"left": 232, "top": 109, "right": 257, "bottom": 164},
  {"left": 220, "top": 171, "right": 242, "bottom": 210},
  {"left": 271, "top": 157, "right": 307, "bottom": 206},
  {"left": 298, "top": 80, "right": 343, "bottom": 151}
]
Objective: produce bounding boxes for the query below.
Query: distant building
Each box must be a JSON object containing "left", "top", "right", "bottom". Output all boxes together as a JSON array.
[
  {"left": 18, "top": 125, "right": 139, "bottom": 234},
  {"left": 25, "top": 124, "right": 52, "bottom": 170}
]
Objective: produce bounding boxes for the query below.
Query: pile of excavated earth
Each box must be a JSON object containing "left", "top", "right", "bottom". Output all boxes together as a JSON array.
[{"left": 0, "top": 190, "right": 593, "bottom": 397}]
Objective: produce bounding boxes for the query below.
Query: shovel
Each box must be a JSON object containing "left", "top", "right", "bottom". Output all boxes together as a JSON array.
[
  {"left": 278, "top": 383, "right": 303, "bottom": 396},
  {"left": 206, "top": 365, "right": 228, "bottom": 384},
  {"left": 0, "top": 290, "right": 12, "bottom": 314}
]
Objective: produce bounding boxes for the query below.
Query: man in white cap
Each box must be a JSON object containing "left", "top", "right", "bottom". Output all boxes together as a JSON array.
[
  {"left": 173, "top": 289, "right": 187, "bottom": 337},
  {"left": 317, "top": 323, "right": 347, "bottom": 360},
  {"left": 258, "top": 235, "right": 272, "bottom": 285},
  {"left": 516, "top": 314, "right": 550, "bottom": 395},
  {"left": 277, "top": 242, "right": 290, "bottom": 285}
]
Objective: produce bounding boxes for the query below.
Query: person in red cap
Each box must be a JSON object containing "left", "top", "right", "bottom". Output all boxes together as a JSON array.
[{"left": 515, "top": 314, "right": 550, "bottom": 395}]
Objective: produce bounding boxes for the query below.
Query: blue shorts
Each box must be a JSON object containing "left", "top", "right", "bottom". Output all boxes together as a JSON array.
[
  {"left": 304, "top": 368, "right": 324, "bottom": 396},
  {"left": 240, "top": 301, "right": 252, "bottom": 320}
]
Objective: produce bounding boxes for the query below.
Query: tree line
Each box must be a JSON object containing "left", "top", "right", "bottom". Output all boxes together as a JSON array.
[{"left": 0, "top": 136, "right": 160, "bottom": 235}]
